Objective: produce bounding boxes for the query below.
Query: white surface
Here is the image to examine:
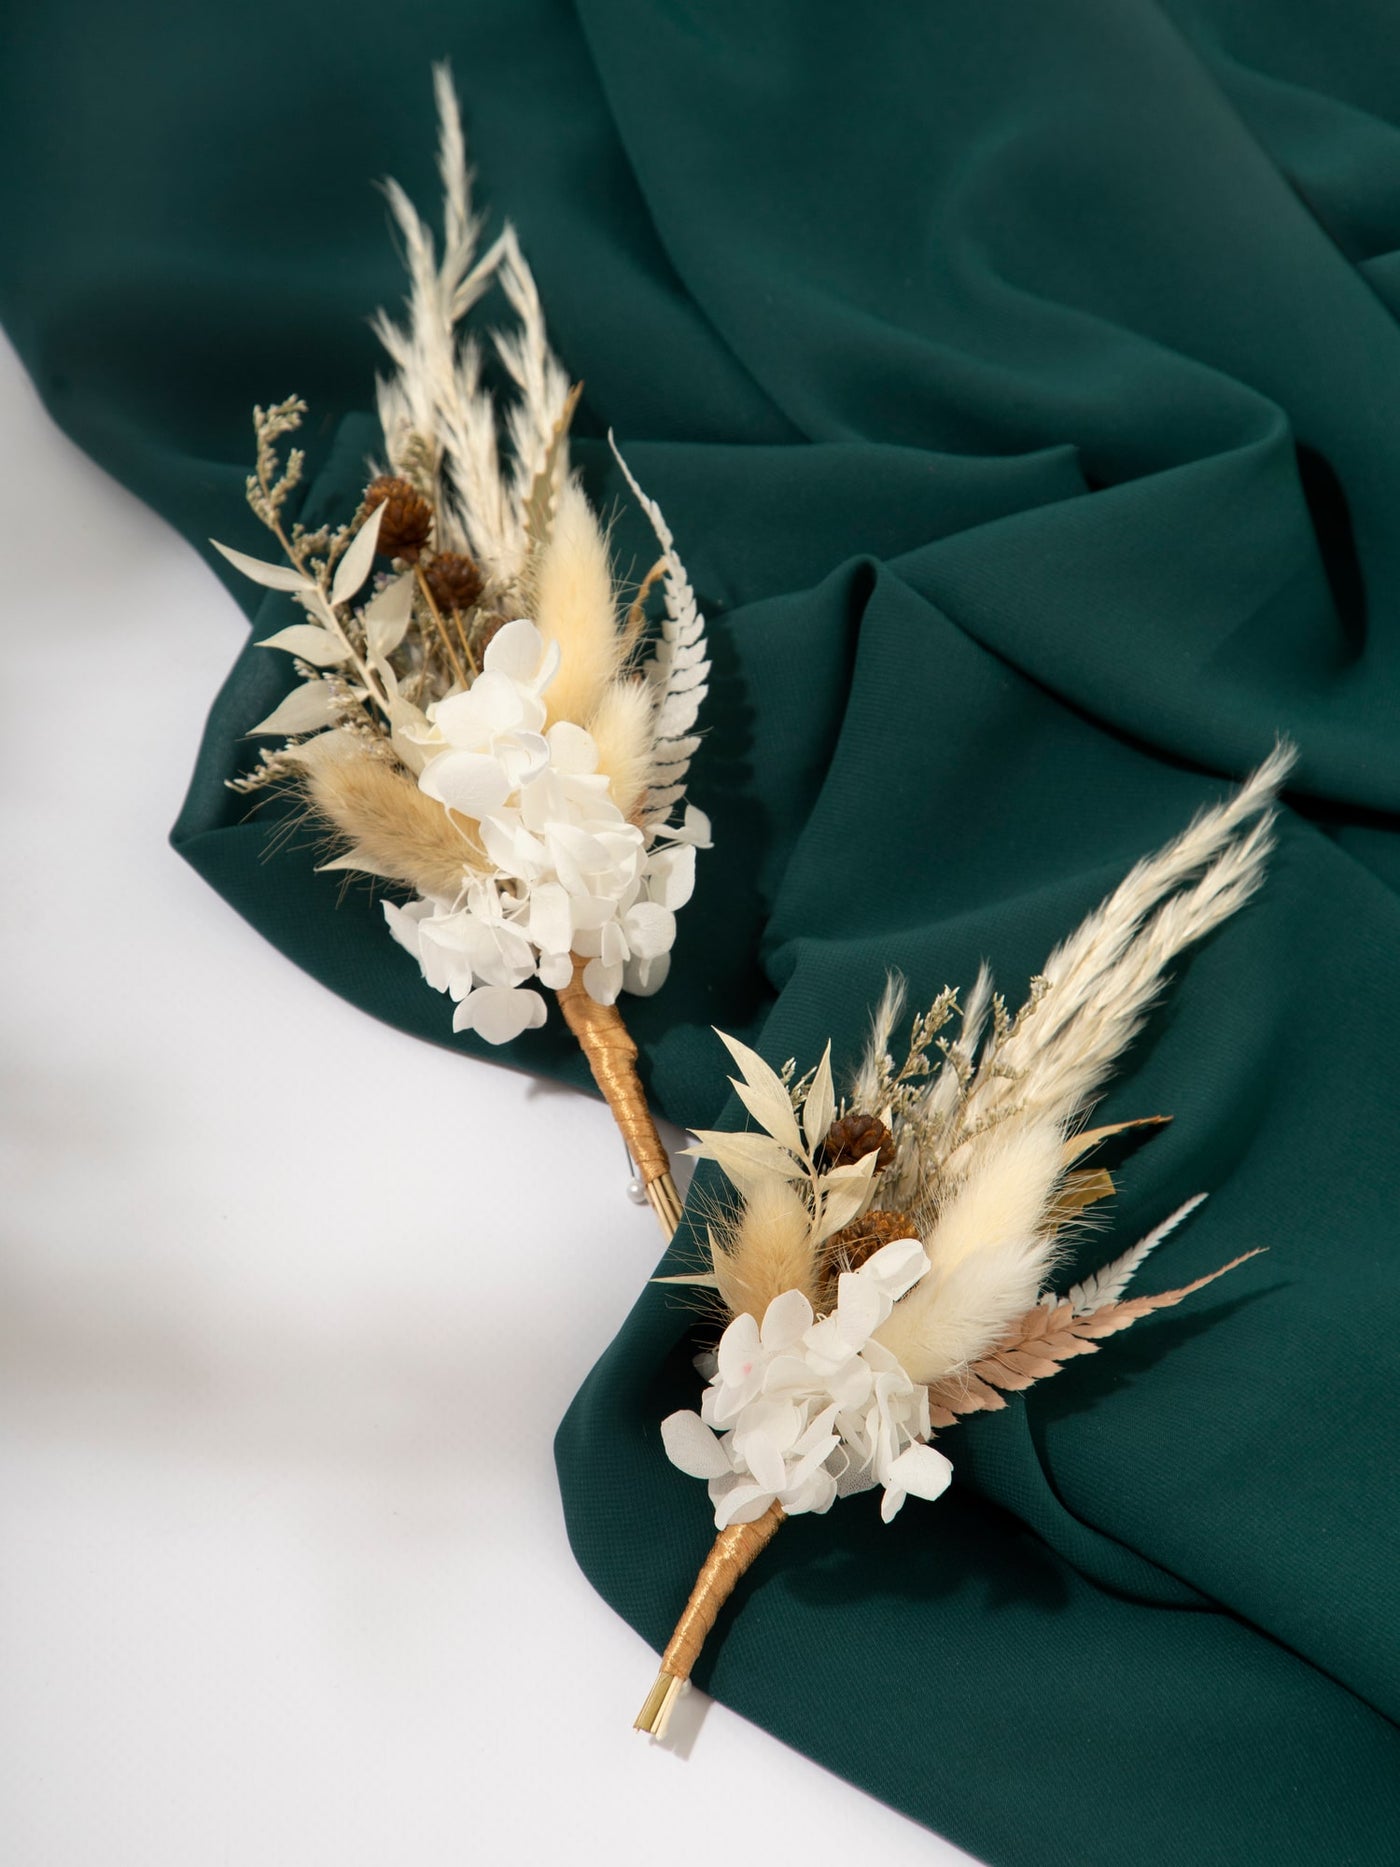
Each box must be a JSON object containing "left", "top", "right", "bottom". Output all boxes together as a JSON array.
[{"left": 0, "top": 335, "right": 980, "bottom": 1866}]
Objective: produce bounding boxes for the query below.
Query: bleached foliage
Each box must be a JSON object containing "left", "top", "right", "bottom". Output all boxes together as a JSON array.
[
  {"left": 665, "top": 756, "right": 1287, "bottom": 1520},
  {"left": 216, "top": 67, "right": 714, "bottom": 1042}
]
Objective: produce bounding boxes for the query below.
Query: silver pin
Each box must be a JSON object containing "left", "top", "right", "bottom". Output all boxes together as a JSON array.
[{"left": 623, "top": 1141, "right": 649, "bottom": 1206}]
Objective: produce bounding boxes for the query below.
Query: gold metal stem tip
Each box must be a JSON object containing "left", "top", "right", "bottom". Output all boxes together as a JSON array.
[{"left": 634, "top": 1670, "right": 685, "bottom": 1739}]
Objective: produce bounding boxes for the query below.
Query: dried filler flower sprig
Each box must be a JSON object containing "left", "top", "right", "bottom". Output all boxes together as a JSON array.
[
  {"left": 214, "top": 68, "right": 709, "bottom": 1233},
  {"left": 637, "top": 748, "right": 1291, "bottom": 1735}
]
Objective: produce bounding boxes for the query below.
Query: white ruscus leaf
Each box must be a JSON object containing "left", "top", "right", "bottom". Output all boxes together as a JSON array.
[
  {"left": 816, "top": 1152, "right": 880, "bottom": 1238},
  {"left": 211, "top": 540, "right": 314, "bottom": 593},
  {"left": 256, "top": 624, "right": 351, "bottom": 667},
  {"left": 363, "top": 572, "right": 415, "bottom": 658},
  {"left": 685, "top": 1130, "right": 803, "bottom": 1198},
  {"left": 251, "top": 680, "right": 342, "bottom": 737},
  {"left": 803, "top": 1043, "right": 836, "bottom": 1152},
  {"left": 331, "top": 501, "right": 386, "bottom": 608},
  {"left": 714, "top": 1031, "right": 804, "bottom": 1152}
]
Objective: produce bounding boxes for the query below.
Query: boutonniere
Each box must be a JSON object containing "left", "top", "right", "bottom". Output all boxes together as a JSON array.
[
  {"left": 213, "top": 69, "right": 707, "bottom": 1232},
  {"left": 638, "top": 749, "right": 1290, "bottom": 1735}
]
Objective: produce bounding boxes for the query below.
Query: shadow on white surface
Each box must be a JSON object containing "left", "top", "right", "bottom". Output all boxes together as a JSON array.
[{"left": 0, "top": 333, "right": 984, "bottom": 1867}]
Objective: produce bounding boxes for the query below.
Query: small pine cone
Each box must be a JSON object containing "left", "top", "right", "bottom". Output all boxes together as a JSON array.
[
  {"left": 363, "top": 476, "right": 433, "bottom": 561},
  {"left": 423, "top": 551, "right": 484, "bottom": 615},
  {"left": 826, "top": 1209, "right": 922, "bottom": 1271},
  {"left": 818, "top": 1112, "right": 896, "bottom": 1173}
]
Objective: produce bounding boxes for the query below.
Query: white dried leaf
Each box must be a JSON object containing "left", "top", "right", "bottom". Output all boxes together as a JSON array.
[
  {"left": 364, "top": 572, "right": 415, "bottom": 658},
  {"left": 817, "top": 1153, "right": 879, "bottom": 1237},
  {"left": 256, "top": 624, "right": 350, "bottom": 667},
  {"left": 686, "top": 1129, "right": 802, "bottom": 1198},
  {"left": 803, "top": 1043, "right": 835, "bottom": 1152},
  {"left": 331, "top": 502, "right": 386, "bottom": 608},
  {"left": 715, "top": 1030, "right": 803, "bottom": 1152},
  {"left": 316, "top": 844, "right": 400, "bottom": 879},
  {"left": 251, "top": 679, "right": 341, "bottom": 738},
  {"left": 212, "top": 540, "right": 314, "bottom": 593}
]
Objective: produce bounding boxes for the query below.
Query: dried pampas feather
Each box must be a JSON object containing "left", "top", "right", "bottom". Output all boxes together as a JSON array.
[
  {"left": 639, "top": 756, "right": 1288, "bottom": 1736},
  {"left": 216, "top": 67, "right": 712, "bottom": 1235},
  {"left": 1058, "top": 1191, "right": 1207, "bottom": 1316}
]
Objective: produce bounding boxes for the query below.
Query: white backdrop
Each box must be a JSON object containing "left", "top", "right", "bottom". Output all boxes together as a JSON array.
[{"left": 0, "top": 335, "right": 980, "bottom": 1866}]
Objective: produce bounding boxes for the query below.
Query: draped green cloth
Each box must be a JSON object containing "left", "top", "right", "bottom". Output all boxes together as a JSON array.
[{"left": 6, "top": 4, "right": 1400, "bottom": 1859}]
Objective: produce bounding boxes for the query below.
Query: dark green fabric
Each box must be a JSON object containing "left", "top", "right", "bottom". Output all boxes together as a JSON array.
[{"left": 6, "top": 4, "right": 1400, "bottom": 1860}]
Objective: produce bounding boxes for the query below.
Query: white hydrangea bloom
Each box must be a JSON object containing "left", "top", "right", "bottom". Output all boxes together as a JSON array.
[
  {"left": 661, "top": 1238, "right": 955, "bottom": 1529},
  {"left": 384, "top": 619, "right": 709, "bottom": 1043}
]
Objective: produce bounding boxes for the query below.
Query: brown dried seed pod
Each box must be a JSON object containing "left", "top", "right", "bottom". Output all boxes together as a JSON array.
[
  {"left": 423, "top": 550, "right": 484, "bottom": 614},
  {"left": 363, "top": 476, "right": 434, "bottom": 560},
  {"left": 818, "top": 1112, "right": 896, "bottom": 1172},
  {"left": 473, "top": 612, "right": 509, "bottom": 657},
  {"left": 825, "top": 1208, "right": 922, "bottom": 1272}
]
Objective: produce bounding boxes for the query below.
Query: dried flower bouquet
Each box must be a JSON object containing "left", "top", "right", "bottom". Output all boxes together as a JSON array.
[
  {"left": 638, "top": 749, "right": 1290, "bottom": 1735},
  {"left": 215, "top": 70, "right": 708, "bottom": 1232}
]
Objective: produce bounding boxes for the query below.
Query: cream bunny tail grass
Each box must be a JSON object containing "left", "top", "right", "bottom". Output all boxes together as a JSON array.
[{"left": 297, "top": 740, "right": 487, "bottom": 895}]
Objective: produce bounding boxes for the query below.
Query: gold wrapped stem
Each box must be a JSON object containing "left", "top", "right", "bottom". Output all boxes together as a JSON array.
[
  {"left": 555, "top": 959, "right": 681, "bottom": 1237},
  {"left": 635, "top": 1501, "right": 786, "bottom": 1738}
]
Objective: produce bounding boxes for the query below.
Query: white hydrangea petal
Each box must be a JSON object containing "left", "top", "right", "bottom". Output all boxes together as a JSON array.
[
  {"left": 452, "top": 985, "right": 548, "bottom": 1045},
  {"left": 581, "top": 956, "right": 623, "bottom": 1005},
  {"left": 383, "top": 898, "right": 430, "bottom": 959},
  {"left": 861, "top": 1237, "right": 931, "bottom": 1300},
  {"left": 569, "top": 893, "right": 615, "bottom": 932},
  {"left": 734, "top": 1427, "right": 788, "bottom": 1495},
  {"left": 735, "top": 1398, "right": 802, "bottom": 1452},
  {"left": 598, "top": 920, "right": 628, "bottom": 968},
  {"left": 761, "top": 1288, "right": 814, "bottom": 1351},
  {"left": 673, "top": 804, "right": 713, "bottom": 848},
  {"left": 481, "top": 617, "right": 546, "bottom": 682},
  {"left": 537, "top": 950, "right": 574, "bottom": 990},
  {"left": 834, "top": 1268, "right": 887, "bottom": 1348},
  {"left": 885, "top": 1442, "right": 954, "bottom": 1504},
  {"left": 785, "top": 1468, "right": 839, "bottom": 1517},
  {"left": 479, "top": 814, "right": 547, "bottom": 880},
  {"left": 644, "top": 843, "right": 696, "bottom": 911},
  {"left": 527, "top": 881, "right": 573, "bottom": 956},
  {"left": 785, "top": 1430, "right": 841, "bottom": 1494},
  {"left": 546, "top": 721, "right": 600, "bottom": 775},
  {"left": 623, "top": 950, "right": 671, "bottom": 997},
  {"left": 660, "top": 1411, "right": 732, "bottom": 1481},
  {"left": 761, "top": 1352, "right": 814, "bottom": 1396},
  {"left": 420, "top": 750, "right": 512, "bottom": 818},
  {"left": 620, "top": 899, "right": 677, "bottom": 960},
  {"left": 548, "top": 824, "right": 609, "bottom": 895},
  {"left": 716, "top": 1313, "right": 761, "bottom": 1387},
  {"left": 497, "top": 732, "right": 551, "bottom": 790},
  {"left": 794, "top": 1401, "right": 840, "bottom": 1453},
  {"left": 714, "top": 1483, "right": 778, "bottom": 1530},
  {"left": 414, "top": 925, "right": 476, "bottom": 997},
  {"left": 879, "top": 1485, "right": 909, "bottom": 1525}
]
